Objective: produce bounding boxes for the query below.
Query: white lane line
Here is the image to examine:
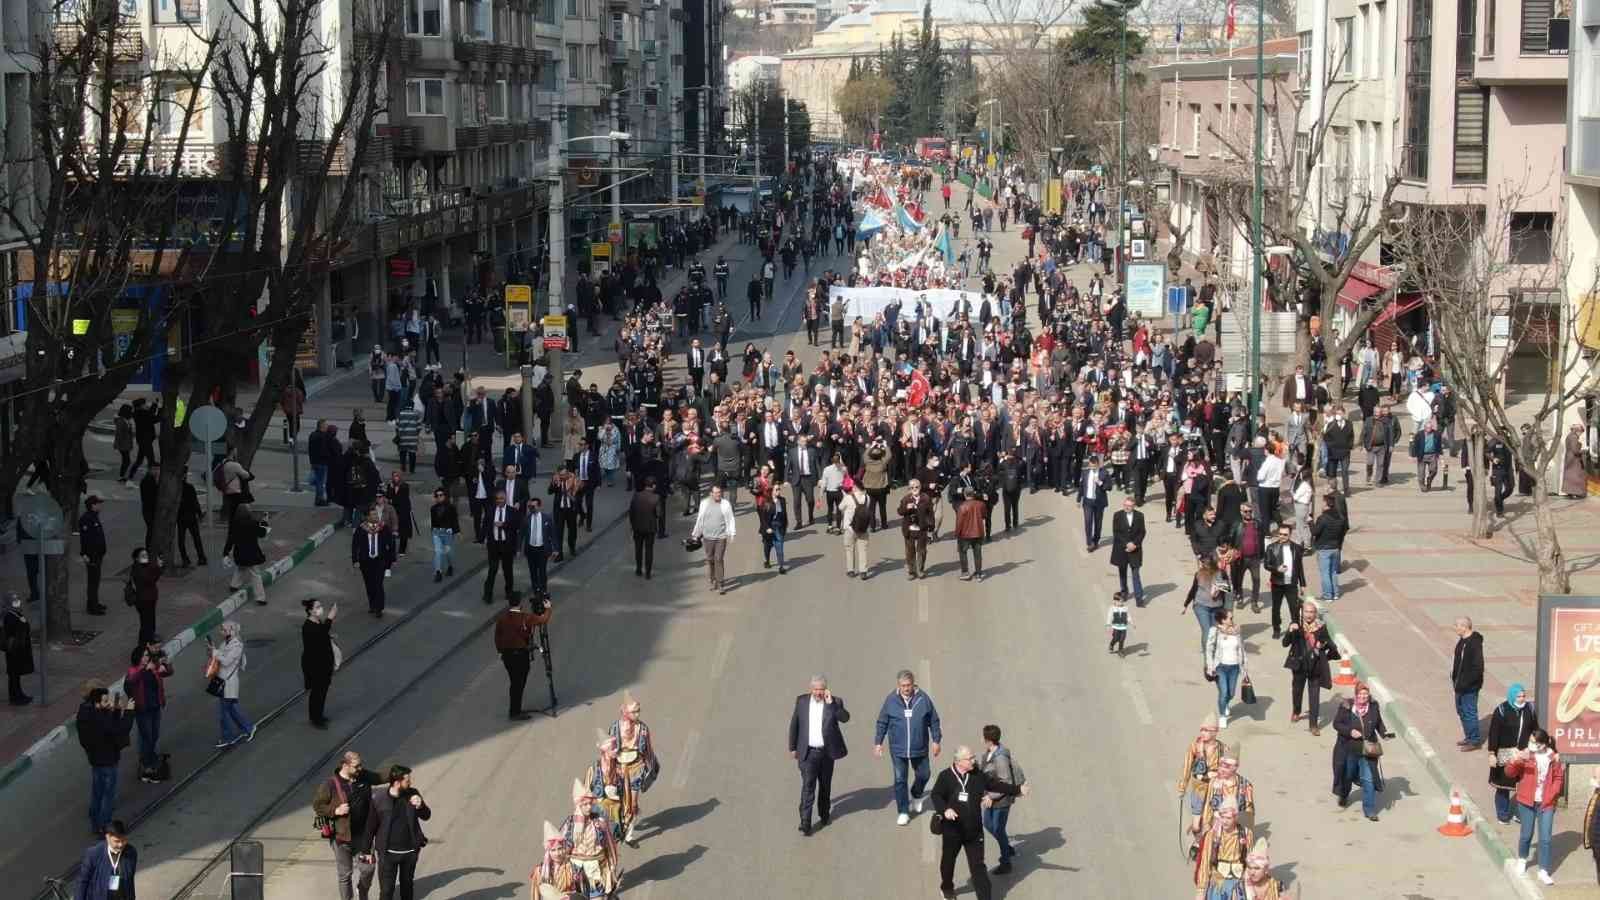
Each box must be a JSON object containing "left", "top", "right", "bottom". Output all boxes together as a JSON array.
[
  {"left": 917, "top": 586, "right": 930, "bottom": 624},
  {"left": 919, "top": 658, "right": 932, "bottom": 694},
  {"left": 1437, "top": 577, "right": 1487, "bottom": 596},
  {"left": 709, "top": 632, "right": 734, "bottom": 681},
  {"left": 672, "top": 729, "right": 700, "bottom": 790},
  {"left": 1123, "top": 680, "right": 1154, "bottom": 725}
]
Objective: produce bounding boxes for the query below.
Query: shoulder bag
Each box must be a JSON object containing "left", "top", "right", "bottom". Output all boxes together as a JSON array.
[{"left": 316, "top": 776, "right": 348, "bottom": 839}]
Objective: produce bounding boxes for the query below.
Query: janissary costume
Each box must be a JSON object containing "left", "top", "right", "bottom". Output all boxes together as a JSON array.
[
  {"left": 607, "top": 692, "right": 660, "bottom": 843},
  {"left": 1242, "top": 838, "right": 1286, "bottom": 900},
  {"left": 586, "top": 732, "right": 634, "bottom": 843},
  {"left": 1193, "top": 802, "right": 1253, "bottom": 900},
  {"left": 1194, "top": 744, "right": 1256, "bottom": 839},
  {"left": 531, "top": 819, "right": 594, "bottom": 900},
  {"left": 559, "top": 779, "right": 622, "bottom": 898},
  {"left": 1179, "top": 713, "right": 1224, "bottom": 817}
]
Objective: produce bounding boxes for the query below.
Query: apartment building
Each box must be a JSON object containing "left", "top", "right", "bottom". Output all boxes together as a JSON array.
[
  {"left": 1152, "top": 39, "right": 1300, "bottom": 286},
  {"left": 1564, "top": 0, "right": 1600, "bottom": 440}
]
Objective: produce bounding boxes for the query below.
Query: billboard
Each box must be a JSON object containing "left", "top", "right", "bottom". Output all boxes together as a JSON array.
[
  {"left": 1536, "top": 595, "right": 1600, "bottom": 762},
  {"left": 1125, "top": 263, "right": 1167, "bottom": 318}
]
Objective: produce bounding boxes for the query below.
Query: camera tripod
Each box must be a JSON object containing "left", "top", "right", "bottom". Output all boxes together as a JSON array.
[{"left": 529, "top": 623, "right": 559, "bottom": 717}]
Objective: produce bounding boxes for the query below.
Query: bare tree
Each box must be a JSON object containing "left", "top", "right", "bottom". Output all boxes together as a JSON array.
[
  {"left": 0, "top": 0, "right": 219, "bottom": 639},
  {"left": 1389, "top": 177, "right": 1599, "bottom": 592}
]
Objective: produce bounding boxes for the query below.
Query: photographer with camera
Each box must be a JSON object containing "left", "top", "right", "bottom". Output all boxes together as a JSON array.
[{"left": 493, "top": 592, "right": 552, "bottom": 720}]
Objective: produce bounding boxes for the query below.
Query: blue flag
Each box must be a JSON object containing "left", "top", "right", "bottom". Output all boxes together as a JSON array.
[
  {"left": 897, "top": 205, "right": 923, "bottom": 232},
  {"left": 936, "top": 227, "right": 955, "bottom": 264}
]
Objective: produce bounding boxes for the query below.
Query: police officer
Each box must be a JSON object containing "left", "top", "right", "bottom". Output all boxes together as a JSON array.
[{"left": 713, "top": 256, "right": 730, "bottom": 302}]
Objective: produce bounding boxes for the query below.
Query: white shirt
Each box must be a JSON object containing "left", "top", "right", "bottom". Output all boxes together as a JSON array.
[
  {"left": 528, "top": 512, "right": 543, "bottom": 547},
  {"left": 765, "top": 423, "right": 778, "bottom": 448},
  {"left": 808, "top": 698, "right": 826, "bottom": 748},
  {"left": 1256, "top": 454, "right": 1285, "bottom": 489},
  {"left": 494, "top": 505, "right": 508, "bottom": 541}
]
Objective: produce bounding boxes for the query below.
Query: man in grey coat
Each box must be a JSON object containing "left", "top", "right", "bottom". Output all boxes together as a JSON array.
[{"left": 980, "top": 724, "right": 1025, "bottom": 875}]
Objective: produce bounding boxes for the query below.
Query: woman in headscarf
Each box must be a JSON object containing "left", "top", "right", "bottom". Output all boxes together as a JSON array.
[
  {"left": 1487, "top": 682, "right": 1541, "bottom": 824},
  {"left": 608, "top": 692, "right": 659, "bottom": 845},
  {"left": 1281, "top": 599, "right": 1338, "bottom": 737},
  {"left": 207, "top": 621, "right": 255, "bottom": 748},
  {"left": 1331, "top": 681, "right": 1393, "bottom": 821},
  {"left": 1504, "top": 728, "right": 1564, "bottom": 886},
  {"left": 530, "top": 821, "right": 592, "bottom": 899},
  {"left": 559, "top": 779, "right": 621, "bottom": 897}
]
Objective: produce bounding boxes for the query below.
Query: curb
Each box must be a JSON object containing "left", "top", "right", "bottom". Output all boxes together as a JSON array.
[
  {"left": 0, "top": 521, "right": 340, "bottom": 795},
  {"left": 1320, "top": 610, "right": 1545, "bottom": 900}
]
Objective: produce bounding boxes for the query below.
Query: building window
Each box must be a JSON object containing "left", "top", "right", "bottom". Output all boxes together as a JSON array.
[
  {"left": 1332, "top": 126, "right": 1352, "bottom": 199},
  {"left": 1402, "top": 0, "right": 1431, "bottom": 179},
  {"left": 1484, "top": 0, "right": 1495, "bottom": 55},
  {"left": 156, "top": 80, "right": 201, "bottom": 137},
  {"left": 151, "top": 0, "right": 202, "bottom": 23},
  {"left": 566, "top": 43, "right": 580, "bottom": 80},
  {"left": 1456, "top": 0, "right": 1475, "bottom": 73},
  {"left": 1522, "top": 0, "right": 1552, "bottom": 53},
  {"left": 1189, "top": 104, "right": 1200, "bottom": 154},
  {"left": 465, "top": 0, "right": 492, "bottom": 39},
  {"left": 488, "top": 80, "right": 507, "bottom": 119},
  {"left": 1510, "top": 212, "right": 1554, "bottom": 263},
  {"left": 1337, "top": 17, "right": 1355, "bottom": 75},
  {"left": 1452, "top": 86, "right": 1487, "bottom": 183},
  {"left": 406, "top": 78, "right": 445, "bottom": 116},
  {"left": 1294, "top": 132, "right": 1310, "bottom": 191},
  {"left": 407, "top": 0, "right": 442, "bottom": 36},
  {"left": 1297, "top": 30, "right": 1312, "bottom": 87},
  {"left": 567, "top": 0, "right": 578, "bottom": 16},
  {"left": 1372, "top": 3, "right": 1387, "bottom": 76}
]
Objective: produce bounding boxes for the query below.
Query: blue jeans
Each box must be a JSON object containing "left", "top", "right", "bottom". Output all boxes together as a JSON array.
[
  {"left": 1214, "top": 663, "right": 1240, "bottom": 716},
  {"left": 891, "top": 754, "right": 931, "bottom": 815},
  {"left": 218, "top": 698, "right": 253, "bottom": 742},
  {"left": 1455, "top": 691, "right": 1481, "bottom": 744},
  {"left": 1193, "top": 604, "right": 1217, "bottom": 656},
  {"left": 311, "top": 464, "right": 329, "bottom": 502},
  {"left": 1495, "top": 788, "right": 1519, "bottom": 823},
  {"left": 1317, "top": 548, "right": 1340, "bottom": 600},
  {"left": 89, "top": 765, "right": 118, "bottom": 831},
  {"left": 762, "top": 530, "right": 786, "bottom": 567},
  {"left": 432, "top": 530, "right": 455, "bottom": 574},
  {"left": 982, "top": 804, "right": 1014, "bottom": 861},
  {"left": 1342, "top": 754, "right": 1378, "bottom": 816},
  {"left": 1517, "top": 803, "right": 1555, "bottom": 869},
  {"left": 135, "top": 709, "right": 161, "bottom": 770}
]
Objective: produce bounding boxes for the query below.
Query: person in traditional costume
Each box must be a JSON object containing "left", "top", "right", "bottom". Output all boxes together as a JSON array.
[
  {"left": 1193, "top": 743, "right": 1256, "bottom": 843},
  {"left": 1193, "top": 801, "right": 1253, "bottom": 900},
  {"left": 531, "top": 820, "right": 593, "bottom": 900},
  {"left": 1178, "top": 713, "right": 1224, "bottom": 820},
  {"left": 608, "top": 692, "right": 660, "bottom": 844},
  {"left": 559, "top": 779, "right": 622, "bottom": 898},
  {"left": 586, "top": 732, "right": 633, "bottom": 844},
  {"left": 1241, "top": 838, "right": 1286, "bottom": 899}
]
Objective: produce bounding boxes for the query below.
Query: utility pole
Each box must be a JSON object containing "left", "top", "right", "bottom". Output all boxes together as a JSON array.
[
  {"left": 670, "top": 97, "right": 680, "bottom": 225},
  {"left": 546, "top": 107, "right": 566, "bottom": 429},
  {"left": 1116, "top": 0, "right": 1127, "bottom": 284},
  {"left": 610, "top": 93, "right": 623, "bottom": 253},
  {"left": 1249, "top": 0, "right": 1266, "bottom": 416},
  {"left": 699, "top": 89, "right": 709, "bottom": 223}
]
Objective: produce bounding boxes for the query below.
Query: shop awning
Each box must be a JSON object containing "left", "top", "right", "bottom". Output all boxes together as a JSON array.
[
  {"left": 1336, "top": 276, "right": 1384, "bottom": 313},
  {"left": 1373, "top": 294, "right": 1426, "bottom": 325}
]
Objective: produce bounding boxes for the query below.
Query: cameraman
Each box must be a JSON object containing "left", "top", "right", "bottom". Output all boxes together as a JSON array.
[{"left": 493, "top": 592, "right": 551, "bottom": 721}]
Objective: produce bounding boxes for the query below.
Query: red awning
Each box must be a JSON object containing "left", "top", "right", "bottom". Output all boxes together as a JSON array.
[
  {"left": 1373, "top": 294, "right": 1426, "bottom": 325},
  {"left": 1336, "top": 276, "right": 1383, "bottom": 313}
]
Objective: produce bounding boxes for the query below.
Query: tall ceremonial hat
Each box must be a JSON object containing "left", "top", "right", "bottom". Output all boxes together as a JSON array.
[
  {"left": 1247, "top": 837, "right": 1270, "bottom": 864},
  {"left": 571, "top": 778, "right": 593, "bottom": 804},
  {"left": 596, "top": 728, "right": 618, "bottom": 751},
  {"left": 543, "top": 820, "right": 563, "bottom": 847},
  {"left": 1219, "top": 742, "right": 1240, "bottom": 764}
]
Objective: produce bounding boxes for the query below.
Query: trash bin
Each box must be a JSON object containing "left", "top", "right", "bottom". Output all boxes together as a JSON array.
[{"left": 492, "top": 325, "right": 506, "bottom": 354}]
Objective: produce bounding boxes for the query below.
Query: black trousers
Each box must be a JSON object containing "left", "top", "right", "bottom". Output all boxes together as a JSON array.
[
  {"left": 555, "top": 509, "right": 579, "bottom": 555},
  {"left": 177, "top": 520, "right": 206, "bottom": 564},
  {"left": 578, "top": 486, "right": 596, "bottom": 528},
  {"left": 377, "top": 851, "right": 418, "bottom": 900},
  {"left": 793, "top": 482, "right": 816, "bottom": 525},
  {"left": 1270, "top": 583, "right": 1300, "bottom": 634},
  {"left": 483, "top": 547, "right": 515, "bottom": 600},
  {"left": 1163, "top": 475, "right": 1182, "bottom": 519},
  {"left": 524, "top": 548, "right": 549, "bottom": 594},
  {"left": 824, "top": 491, "right": 843, "bottom": 529},
  {"left": 798, "top": 747, "right": 835, "bottom": 825},
  {"left": 633, "top": 531, "right": 656, "bottom": 575},
  {"left": 501, "top": 649, "right": 530, "bottom": 715},
  {"left": 939, "top": 832, "right": 992, "bottom": 900},
  {"left": 958, "top": 537, "right": 983, "bottom": 574},
  {"left": 1002, "top": 489, "right": 1021, "bottom": 529},
  {"left": 1230, "top": 556, "right": 1261, "bottom": 605},
  {"left": 360, "top": 562, "right": 387, "bottom": 612},
  {"left": 1291, "top": 670, "right": 1324, "bottom": 726},
  {"left": 84, "top": 557, "right": 103, "bottom": 610},
  {"left": 308, "top": 679, "right": 330, "bottom": 723},
  {"left": 136, "top": 600, "right": 156, "bottom": 645}
]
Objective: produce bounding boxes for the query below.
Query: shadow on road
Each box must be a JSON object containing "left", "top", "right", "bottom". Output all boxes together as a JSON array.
[
  {"left": 640, "top": 796, "right": 721, "bottom": 838},
  {"left": 412, "top": 865, "right": 506, "bottom": 897},
  {"left": 627, "top": 843, "right": 708, "bottom": 886},
  {"left": 996, "top": 825, "right": 1077, "bottom": 896},
  {"left": 828, "top": 785, "right": 894, "bottom": 819}
]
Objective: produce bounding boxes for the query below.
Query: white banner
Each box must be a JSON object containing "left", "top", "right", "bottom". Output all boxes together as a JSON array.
[{"left": 826, "top": 285, "right": 980, "bottom": 321}]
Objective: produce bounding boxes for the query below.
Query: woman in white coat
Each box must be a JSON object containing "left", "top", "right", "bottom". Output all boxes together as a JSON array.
[{"left": 208, "top": 620, "right": 256, "bottom": 748}]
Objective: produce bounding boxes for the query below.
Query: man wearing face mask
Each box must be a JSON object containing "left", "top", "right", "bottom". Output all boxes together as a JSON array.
[
  {"left": 929, "top": 745, "right": 1029, "bottom": 900},
  {"left": 1321, "top": 407, "right": 1354, "bottom": 496}
]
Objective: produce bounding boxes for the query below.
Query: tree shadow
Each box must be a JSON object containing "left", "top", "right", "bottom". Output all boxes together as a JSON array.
[
  {"left": 626, "top": 843, "right": 708, "bottom": 886},
  {"left": 638, "top": 796, "right": 720, "bottom": 839},
  {"left": 411, "top": 866, "right": 506, "bottom": 897},
  {"left": 828, "top": 785, "right": 895, "bottom": 819}
]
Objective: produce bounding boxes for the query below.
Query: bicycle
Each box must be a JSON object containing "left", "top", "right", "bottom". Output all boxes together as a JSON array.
[{"left": 42, "top": 876, "right": 71, "bottom": 900}]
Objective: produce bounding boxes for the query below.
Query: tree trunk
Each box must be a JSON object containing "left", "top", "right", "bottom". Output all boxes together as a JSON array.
[
  {"left": 43, "top": 437, "right": 85, "bottom": 642},
  {"left": 237, "top": 319, "right": 306, "bottom": 472},
  {"left": 1468, "top": 432, "right": 1492, "bottom": 540},
  {"left": 1532, "top": 472, "right": 1569, "bottom": 594}
]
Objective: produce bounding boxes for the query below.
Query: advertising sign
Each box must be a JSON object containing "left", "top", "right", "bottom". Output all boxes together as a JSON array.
[
  {"left": 1536, "top": 595, "right": 1600, "bottom": 762},
  {"left": 542, "top": 315, "right": 569, "bottom": 350},
  {"left": 1125, "top": 263, "right": 1167, "bottom": 318}
]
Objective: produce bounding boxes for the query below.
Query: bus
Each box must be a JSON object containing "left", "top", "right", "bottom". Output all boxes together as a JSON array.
[{"left": 914, "top": 137, "right": 949, "bottom": 160}]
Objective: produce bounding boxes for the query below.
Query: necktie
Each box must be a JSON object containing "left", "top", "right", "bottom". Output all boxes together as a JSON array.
[
  {"left": 369, "top": 533, "right": 377, "bottom": 557},
  {"left": 496, "top": 507, "right": 505, "bottom": 541},
  {"left": 580, "top": 456, "right": 588, "bottom": 481}
]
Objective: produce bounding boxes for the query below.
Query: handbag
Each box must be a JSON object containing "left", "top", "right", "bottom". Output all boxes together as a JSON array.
[
  {"left": 205, "top": 676, "right": 226, "bottom": 697},
  {"left": 928, "top": 811, "right": 943, "bottom": 836},
  {"left": 682, "top": 536, "right": 703, "bottom": 552},
  {"left": 1239, "top": 676, "right": 1257, "bottom": 705},
  {"left": 1361, "top": 737, "right": 1384, "bottom": 759}
]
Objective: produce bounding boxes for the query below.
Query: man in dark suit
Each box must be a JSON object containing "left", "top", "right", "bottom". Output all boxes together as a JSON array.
[
  {"left": 787, "top": 675, "right": 850, "bottom": 836},
  {"left": 352, "top": 509, "right": 396, "bottom": 616},
  {"left": 522, "top": 497, "right": 555, "bottom": 595},
  {"left": 1266, "top": 521, "right": 1307, "bottom": 637},
  {"left": 1109, "top": 496, "right": 1146, "bottom": 605},
  {"left": 1159, "top": 433, "right": 1187, "bottom": 522},
  {"left": 495, "top": 463, "right": 530, "bottom": 510},
  {"left": 503, "top": 432, "right": 537, "bottom": 482},
  {"left": 758, "top": 410, "right": 789, "bottom": 482},
  {"left": 686, "top": 338, "right": 707, "bottom": 394},
  {"left": 1129, "top": 428, "right": 1155, "bottom": 505},
  {"left": 569, "top": 438, "right": 601, "bottom": 530},
  {"left": 1079, "top": 455, "right": 1110, "bottom": 551},
  {"left": 787, "top": 434, "right": 821, "bottom": 527},
  {"left": 482, "top": 490, "right": 521, "bottom": 604}
]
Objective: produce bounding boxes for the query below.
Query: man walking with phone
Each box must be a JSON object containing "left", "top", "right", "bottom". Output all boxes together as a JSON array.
[{"left": 788, "top": 675, "right": 850, "bottom": 835}]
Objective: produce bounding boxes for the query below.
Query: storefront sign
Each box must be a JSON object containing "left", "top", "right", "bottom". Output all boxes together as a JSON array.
[
  {"left": 1536, "top": 595, "right": 1600, "bottom": 762},
  {"left": 388, "top": 257, "right": 415, "bottom": 279},
  {"left": 542, "top": 314, "right": 568, "bottom": 350}
]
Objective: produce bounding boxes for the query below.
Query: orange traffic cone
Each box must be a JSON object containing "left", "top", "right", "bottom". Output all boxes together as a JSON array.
[
  {"left": 1333, "top": 657, "right": 1357, "bottom": 686},
  {"left": 1437, "top": 788, "right": 1473, "bottom": 837}
]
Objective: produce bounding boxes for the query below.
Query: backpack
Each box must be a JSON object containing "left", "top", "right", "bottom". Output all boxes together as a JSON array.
[
  {"left": 850, "top": 501, "right": 873, "bottom": 535},
  {"left": 123, "top": 578, "right": 138, "bottom": 607},
  {"left": 347, "top": 461, "right": 369, "bottom": 494},
  {"left": 213, "top": 462, "right": 229, "bottom": 491}
]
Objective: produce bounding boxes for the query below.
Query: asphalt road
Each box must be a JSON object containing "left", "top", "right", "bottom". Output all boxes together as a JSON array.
[{"left": 10, "top": 199, "right": 1519, "bottom": 899}]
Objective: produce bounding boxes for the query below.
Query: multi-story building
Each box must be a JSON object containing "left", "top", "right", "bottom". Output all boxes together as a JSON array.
[{"left": 1564, "top": 0, "right": 1599, "bottom": 438}]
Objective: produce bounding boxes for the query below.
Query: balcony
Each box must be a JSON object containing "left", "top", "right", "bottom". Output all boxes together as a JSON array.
[
  {"left": 455, "top": 37, "right": 493, "bottom": 63},
  {"left": 52, "top": 21, "right": 144, "bottom": 63},
  {"left": 642, "top": 38, "right": 657, "bottom": 57},
  {"left": 490, "top": 122, "right": 515, "bottom": 142},
  {"left": 359, "top": 135, "right": 393, "bottom": 168},
  {"left": 456, "top": 125, "right": 489, "bottom": 149}
]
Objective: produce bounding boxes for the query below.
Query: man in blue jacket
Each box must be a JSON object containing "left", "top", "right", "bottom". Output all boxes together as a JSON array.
[
  {"left": 874, "top": 669, "right": 942, "bottom": 826},
  {"left": 75, "top": 821, "right": 136, "bottom": 900}
]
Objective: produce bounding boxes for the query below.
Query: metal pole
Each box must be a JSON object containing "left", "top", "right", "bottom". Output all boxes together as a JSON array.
[
  {"left": 610, "top": 94, "right": 623, "bottom": 254},
  {"left": 37, "top": 553, "right": 46, "bottom": 706},
  {"left": 547, "top": 110, "right": 566, "bottom": 436},
  {"left": 699, "top": 90, "right": 709, "bottom": 223},
  {"left": 1250, "top": 0, "right": 1266, "bottom": 417},
  {"left": 1116, "top": 6, "right": 1127, "bottom": 285},
  {"left": 290, "top": 431, "right": 301, "bottom": 493},
  {"left": 670, "top": 98, "right": 680, "bottom": 224},
  {"left": 519, "top": 364, "right": 536, "bottom": 450}
]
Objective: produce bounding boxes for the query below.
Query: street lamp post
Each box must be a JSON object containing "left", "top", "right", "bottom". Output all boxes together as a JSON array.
[
  {"left": 1249, "top": 0, "right": 1268, "bottom": 417},
  {"left": 1100, "top": 0, "right": 1138, "bottom": 285}
]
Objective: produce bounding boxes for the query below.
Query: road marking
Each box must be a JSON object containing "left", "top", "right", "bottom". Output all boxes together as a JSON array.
[
  {"left": 1334, "top": 633, "right": 1358, "bottom": 659},
  {"left": 1123, "top": 680, "right": 1154, "bottom": 725},
  {"left": 917, "top": 586, "right": 929, "bottom": 624},
  {"left": 1436, "top": 577, "right": 1487, "bottom": 596},
  {"left": 709, "top": 632, "right": 734, "bottom": 681},
  {"left": 1366, "top": 676, "right": 1394, "bottom": 705},
  {"left": 919, "top": 658, "right": 931, "bottom": 694},
  {"left": 672, "top": 729, "right": 700, "bottom": 790}
]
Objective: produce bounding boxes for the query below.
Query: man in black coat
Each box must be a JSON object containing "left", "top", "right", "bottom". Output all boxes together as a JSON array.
[
  {"left": 929, "top": 746, "right": 1028, "bottom": 900},
  {"left": 481, "top": 491, "right": 521, "bottom": 605},
  {"left": 569, "top": 439, "right": 602, "bottom": 530},
  {"left": 1322, "top": 408, "right": 1355, "bottom": 496},
  {"left": 787, "top": 676, "right": 850, "bottom": 835},
  {"left": 1451, "top": 617, "right": 1486, "bottom": 750},
  {"left": 78, "top": 495, "right": 108, "bottom": 615},
  {"left": 1266, "top": 521, "right": 1307, "bottom": 637},
  {"left": 351, "top": 510, "right": 395, "bottom": 617},
  {"left": 177, "top": 472, "right": 207, "bottom": 568},
  {"left": 1109, "top": 496, "right": 1146, "bottom": 606},
  {"left": 366, "top": 765, "right": 432, "bottom": 900},
  {"left": 787, "top": 435, "right": 822, "bottom": 528}
]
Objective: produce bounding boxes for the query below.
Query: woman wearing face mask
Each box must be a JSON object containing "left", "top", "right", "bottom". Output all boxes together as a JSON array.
[
  {"left": 300, "top": 598, "right": 339, "bottom": 729},
  {"left": 3, "top": 592, "right": 34, "bottom": 705},
  {"left": 1488, "top": 682, "right": 1541, "bottom": 824},
  {"left": 1504, "top": 729, "right": 1564, "bottom": 885},
  {"left": 129, "top": 547, "right": 164, "bottom": 645},
  {"left": 1330, "top": 682, "right": 1394, "bottom": 821}
]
